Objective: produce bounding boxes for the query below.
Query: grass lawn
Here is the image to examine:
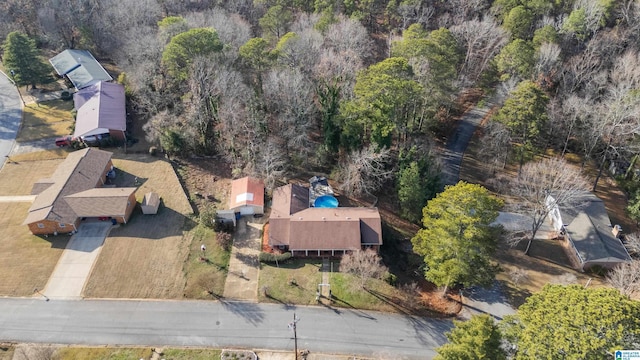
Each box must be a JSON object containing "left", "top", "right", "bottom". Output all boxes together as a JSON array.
[
  {"left": 183, "top": 225, "right": 231, "bottom": 299},
  {"left": 0, "top": 158, "right": 63, "bottom": 195},
  {"left": 55, "top": 347, "right": 152, "bottom": 360},
  {"left": 0, "top": 345, "right": 14, "bottom": 360},
  {"left": 330, "top": 273, "right": 419, "bottom": 314},
  {"left": 19, "top": 346, "right": 221, "bottom": 360},
  {"left": 0, "top": 202, "right": 68, "bottom": 296},
  {"left": 8, "top": 148, "right": 70, "bottom": 163},
  {"left": 83, "top": 154, "right": 194, "bottom": 299},
  {"left": 0, "top": 159, "right": 69, "bottom": 296},
  {"left": 161, "top": 348, "right": 222, "bottom": 359},
  {"left": 258, "top": 260, "right": 322, "bottom": 305},
  {"left": 18, "top": 99, "right": 74, "bottom": 141}
]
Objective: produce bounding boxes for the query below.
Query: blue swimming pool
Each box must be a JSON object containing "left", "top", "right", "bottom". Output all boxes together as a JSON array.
[{"left": 314, "top": 195, "right": 339, "bottom": 208}]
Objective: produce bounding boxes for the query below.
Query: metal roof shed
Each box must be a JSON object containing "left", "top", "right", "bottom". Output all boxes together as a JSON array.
[{"left": 49, "top": 49, "right": 113, "bottom": 90}]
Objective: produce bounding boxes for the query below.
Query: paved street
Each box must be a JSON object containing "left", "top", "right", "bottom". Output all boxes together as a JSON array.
[
  {"left": 0, "top": 298, "right": 453, "bottom": 359},
  {"left": 0, "top": 70, "right": 22, "bottom": 170}
]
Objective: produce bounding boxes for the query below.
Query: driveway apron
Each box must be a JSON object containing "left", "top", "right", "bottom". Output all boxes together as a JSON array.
[{"left": 43, "top": 222, "right": 112, "bottom": 299}]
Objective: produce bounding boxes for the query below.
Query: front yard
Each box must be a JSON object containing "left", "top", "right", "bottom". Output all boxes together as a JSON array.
[
  {"left": 18, "top": 99, "right": 74, "bottom": 142},
  {"left": 0, "top": 158, "right": 68, "bottom": 296}
]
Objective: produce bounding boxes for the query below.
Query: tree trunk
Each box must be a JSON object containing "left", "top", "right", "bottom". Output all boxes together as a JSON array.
[
  {"left": 592, "top": 150, "right": 608, "bottom": 192},
  {"left": 524, "top": 236, "right": 533, "bottom": 255}
]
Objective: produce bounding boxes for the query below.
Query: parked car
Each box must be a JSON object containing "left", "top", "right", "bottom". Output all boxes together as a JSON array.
[
  {"left": 55, "top": 136, "right": 74, "bottom": 147},
  {"left": 81, "top": 133, "right": 110, "bottom": 146}
]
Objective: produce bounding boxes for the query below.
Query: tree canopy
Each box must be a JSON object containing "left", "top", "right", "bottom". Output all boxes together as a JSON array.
[
  {"left": 340, "top": 57, "right": 422, "bottom": 148},
  {"left": 503, "top": 284, "right": 640, "bottom": 359},
  {"left": 411, "top": 181, "right": 503, "bottom": 294},
  {"left": 2, "top": 31, "right": 50, "bottom": 88},
  {"left": 492, "top": 80, "right": 549, "bottom": 168},
  {"left": 161, "top": 28, "right": 224, "bottom": 81},
  {"left": 435, "top": 314, "right": 506, "bottom": 360}
]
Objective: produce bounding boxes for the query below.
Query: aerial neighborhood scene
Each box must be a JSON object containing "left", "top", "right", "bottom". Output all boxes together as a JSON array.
[{"left": 1, "top": 0, "right": 640, "bottom": 359}]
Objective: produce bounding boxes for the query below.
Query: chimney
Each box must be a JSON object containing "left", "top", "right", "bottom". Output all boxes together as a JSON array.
[{"left": 612, "top": 224, "right": 622, "bottom": 239}]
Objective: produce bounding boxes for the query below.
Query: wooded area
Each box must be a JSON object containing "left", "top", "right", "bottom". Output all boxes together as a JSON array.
[
  {"left": 3, "top": 0, "right": 640, "bottom": 218},
  {"left": 3, "top": 0, "right": 640, "bottom": 355}
]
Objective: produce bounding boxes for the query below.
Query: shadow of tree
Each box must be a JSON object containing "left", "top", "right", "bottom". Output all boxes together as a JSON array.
[{"left": 220, "top": 300, "right": 265, "bottom": 325}]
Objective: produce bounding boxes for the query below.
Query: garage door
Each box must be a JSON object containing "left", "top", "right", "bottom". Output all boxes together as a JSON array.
[{"left": 240, "top": 206, "right": 254, "bottom": 215}]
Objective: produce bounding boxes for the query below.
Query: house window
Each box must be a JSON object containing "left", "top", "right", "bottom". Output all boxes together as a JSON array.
[
  {"left": 37, "top": 223, "right": 45, "bottom": 229},
  {"left": 59, "top": 223, "right": 66, "bottom": 228}
]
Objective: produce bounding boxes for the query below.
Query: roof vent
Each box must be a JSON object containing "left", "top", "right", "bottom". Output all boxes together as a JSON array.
[
  {"left": 346, "top": 217, "right": 351, "bottom": 220},
  {"left": 322, "top": 217, "right": 326, "bottom": 220},
  {"left": 299, "top": 217, "right": 303, "bottom": 220}
]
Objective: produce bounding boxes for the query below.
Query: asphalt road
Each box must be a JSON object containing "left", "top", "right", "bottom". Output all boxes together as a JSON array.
[
  {"left": 0, "top": 298, "right": 453, "bottom": 358},
  {"left": 0, "top": 70, "right": 22, "bottom": 169}
]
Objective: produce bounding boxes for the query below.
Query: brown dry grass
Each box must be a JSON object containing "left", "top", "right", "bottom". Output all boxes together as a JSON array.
[
  {"left": 83, "top": 154, "right": 194, "bottom": 298},
  {"left": 18, "top": 100, "right": 74, "bottom": 141},
  {"left": 0, "top": 158, "right": 63, "bottom": 195},
  {"left": 0, "top": 158, "right": 68, "bottom": 296},
  {"left": 0, "top": 202, "right": 68, "bottom": 296},
  {"left": 8, "top": 148, "right": 70, "bottom": 163}
]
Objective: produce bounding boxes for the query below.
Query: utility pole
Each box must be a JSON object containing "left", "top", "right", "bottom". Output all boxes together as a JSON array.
[
  {"left": 9, "top": 70, "right": 25, "bottom": 106},
  {"left": 288, "top": 313, "right": 300, "bottom": 360}
]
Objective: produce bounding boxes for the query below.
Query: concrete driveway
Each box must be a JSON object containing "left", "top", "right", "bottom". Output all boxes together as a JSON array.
[
  {"left": 223, "top": 216, "right": 264, "bottom": 301},
  {"left": 0, "top": 70, "right": 22, "bottom": 170},
  {"left": 43, "top": 222, "right": 113, "bottom": 300}
]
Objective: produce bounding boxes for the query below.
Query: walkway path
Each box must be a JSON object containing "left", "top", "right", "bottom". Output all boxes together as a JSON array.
[
  {"left": 43, "top": 222, "right": 112, "bottom": 300},
  {"left": 0, "top": 70, "right": 22, "bottom": 170},
  {"left": 0, "top": 195, "right": 36, "bottom": 202},
  {"left": 223, "top": 217, "right": 264, "bottom": 300},
  {"left": 0, "top": 297, "right": 452, "bottom": 358}
]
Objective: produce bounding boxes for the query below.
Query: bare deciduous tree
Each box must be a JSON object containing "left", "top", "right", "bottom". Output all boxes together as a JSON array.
[
  {"left": 623, "top": 232, "right": 640, "bottom": 257},
  {"left": 340, "top": 249, "right": 387, "bottom": 289},
  {"left": 450, "top": 19, "right": 508, "bottom": 87},
  {"left": 607, "top": 261, "right": 640, "bottom": 298},
  {"left": 262, "top": 68, "right": 316, "bottom": 155},
  {"left": 337, "top": 146, "right": 394, "bottom": 197},
  {"left": 323, "top": 15, "right": 373, "bottom": 61},
  {"left": 506, "top": 157, "right": 590, "bottom": 255},
  {"left": 256, "top": 140, "right": 288, "bottom": 192},
  {"left": 478, "top": 120, "right": 511, "bottom": 174}
]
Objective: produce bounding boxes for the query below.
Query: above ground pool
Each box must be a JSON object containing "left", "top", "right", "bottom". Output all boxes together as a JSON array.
[{"left": 314, "top": 195, "right": 339, "bottom": 208}]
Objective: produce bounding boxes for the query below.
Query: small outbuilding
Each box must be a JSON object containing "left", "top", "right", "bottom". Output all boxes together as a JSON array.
[
  {"left": 141, "top": 192, "right": 160, "bottom": 215},
  {"left": 49, "top": 49, "right": 113, "bottom": 90},
  {"left": 229, "top": 177, "right": 264, "bottom": 216}
]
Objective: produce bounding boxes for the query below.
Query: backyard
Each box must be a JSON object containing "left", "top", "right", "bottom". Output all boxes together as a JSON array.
[{"left": 83, "top": 154, "right": 196, "bottom": 299}]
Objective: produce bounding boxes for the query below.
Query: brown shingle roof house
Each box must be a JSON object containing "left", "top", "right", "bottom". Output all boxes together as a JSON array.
[
  {"left": 269, "top": 184, "right": 382, "bottom": 257},
  {"left": 23, "top": 148, "right": 137, "bottom": 235}
]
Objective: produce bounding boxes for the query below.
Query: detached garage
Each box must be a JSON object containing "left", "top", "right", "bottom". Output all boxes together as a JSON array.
[{"left": 229, "top": 177, "right": 264, "bottom": 216}]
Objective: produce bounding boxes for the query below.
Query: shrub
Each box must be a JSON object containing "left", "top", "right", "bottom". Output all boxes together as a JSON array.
[
  {"left": 199, "top": 205, "right": 217, "bottom": 228},
  {"left": 259, "top": 252, "right": 292, "bottom": 263},
  {"left": 216, "top": 231, "right": 232, "bottom": 251},
  {"left": 383, "top": 271, "right": 397, "bottom": 286}
]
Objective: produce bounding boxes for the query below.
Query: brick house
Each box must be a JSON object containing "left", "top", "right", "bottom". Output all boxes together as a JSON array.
[
  {"left": 269, "top": 183, "right": 382, "bottom": 257},
  {"left": 23, "top": 148, "right": 137, "bottom": 235}
]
